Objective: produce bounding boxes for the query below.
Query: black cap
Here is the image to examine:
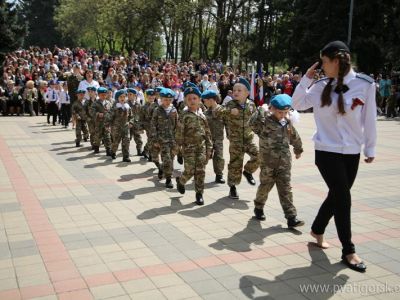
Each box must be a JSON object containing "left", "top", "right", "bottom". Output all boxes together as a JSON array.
[{"left": 320, "top": 40, "right": 350, "bottom": 56}]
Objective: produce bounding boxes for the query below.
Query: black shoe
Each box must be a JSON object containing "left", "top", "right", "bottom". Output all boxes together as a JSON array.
[
  {"left": 229, "top": 185, "right": 239, "bottom": 199},
  {"left": 93, "top": 146, "right": 100, "bottom": 154},
  {"left": 254, "top": 208, "right": 266, "bottom": 220},
  {"left": 111, "top": 152, "right": 116, "bottom": 159},
  {"left": 136, "top": 149, "right": 142, "bottom": 156},
  {"left": 176, "top": 177, "right": 185, "bottom": 194},
  {"left": 341, "top": 255, "right": 367, "bottom": 273},
  {"left": 123, "top": 157, "right": 131, "bottom": 162},
  {"left": 215, "top": 175, "right": 225, "bottom": 184},
  {"left": 195, "top": 193, "right": 204, "bottom": 205},
  {"left": 148, "top": 154, "right": 152, "bottom": 162},
  {"left": 287, "top": 217, "right": 305, "bottom": 228},
  {"left": 165, "top": 177, "right": 173, "bottom": 189},
  {"left": 141, "top": 151, "right": 148, "bottom": 159},
  {"left": 243, "top": 171, "right": 256, "bottom": 185},
  {"left": 177, "top": 155, "right": 183, "bottom": 165},
  {"left": 76, "top": 141, "right": 81, "bottom": 147},
  {"left": 106, "top": 148, "right": 112, "bottom": 157}
]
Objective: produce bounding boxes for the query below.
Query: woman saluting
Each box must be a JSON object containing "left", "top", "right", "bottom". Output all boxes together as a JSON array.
[{"left": 292, "top": 41, "right": 377, "bottom": 272}]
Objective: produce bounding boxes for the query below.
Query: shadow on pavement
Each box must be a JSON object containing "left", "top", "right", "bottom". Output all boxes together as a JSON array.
[{"left": 239, "top": 243, "right": 348, "bottom": 299}]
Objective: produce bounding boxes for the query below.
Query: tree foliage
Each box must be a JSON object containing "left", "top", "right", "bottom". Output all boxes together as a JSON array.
[{"left": 0, "top": 0, "right": 27, "bottom": 60}]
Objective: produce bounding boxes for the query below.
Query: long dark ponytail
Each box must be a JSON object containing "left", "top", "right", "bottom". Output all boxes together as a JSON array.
[{"left": 321, "top": 51, "right": 351, "bottom": 115}]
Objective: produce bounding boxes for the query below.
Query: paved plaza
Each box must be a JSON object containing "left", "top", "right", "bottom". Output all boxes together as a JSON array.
[{"left": 0, "top": 114, "right": 399, "bottom": 300}]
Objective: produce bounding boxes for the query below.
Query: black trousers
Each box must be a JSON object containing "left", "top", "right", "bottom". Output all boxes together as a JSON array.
[
  {"left": 47, "top": 102, "right": 58, "bottom": 125},
  {"left": 311, "top": 150, "right": 360, "bottom": 256},
  {"left": 61, "top": 104, "right": 71, "bottom": 127}
]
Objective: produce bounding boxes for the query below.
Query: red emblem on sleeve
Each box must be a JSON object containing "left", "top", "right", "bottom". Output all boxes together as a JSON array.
[{"left": 351, "top": 98, "right": 365, "bottom": 110}]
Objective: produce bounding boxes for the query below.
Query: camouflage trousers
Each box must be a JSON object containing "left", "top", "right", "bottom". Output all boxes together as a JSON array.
[
  {"left": 160, "top": 142, "right": 175, "bottom": 178},
  {"left": 254, "top": 157, "right": 297, "bottom": 219},
  {"left": 111, "top": 126, "right": 130, "bottom": 158},
  {"left": 143, "top": 128, "right": 151, "bottom": 156},
  {"left": 151, "top": 140, "right": 161, "bottom": 164},
  {"left": 87, "top": 120, "right": 95, "bottom": 146},
  {"left": 93, "top": 121, "right": 111, "bottom": 149},
  {"left": 227, "top": 140, "right": 259, "bottom": 186},
  {"left": 212, "top": 139, "right": 225, "bottom": 176},
  {"left": 130, "top": 127, "right": 143, "bottom": 151},
  {"left": 75, "top": 119, "right": 88, "bottom": 142},
  {"left": 179, "top": 152, "right": 207, "bottom": 194}
]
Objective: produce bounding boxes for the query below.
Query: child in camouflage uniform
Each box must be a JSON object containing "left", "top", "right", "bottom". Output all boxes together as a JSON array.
[
  {"left": 249, "top": 94, "right": 304, "bottom": 228},
  {"left": 150, "top": 88, "right": 178, "bottom": 189},
  {"left": 91, "top": 87, "right": 112, "bottom": 155},
  {"left": 139, "top": 89, "right": 156, "bottom": 161},
  {"left": 127, "top": 88, "right": 143, "bottom": 155},
  {"left": 84, "top": 86, "right": 97, "bottom": 149},
  {"left": 214, "top": 78, "right": 259, "bottom": 200},
  {"left": 176, "top": 87, "right": 212, "bottom": 205},
  {"left": 202, "top": 90, "right": 226, "bottom": 184},
  {"left": 107, "top": 90, "right": 132, "bottom": 162},
  {"left": 72, "top": 89, "right": 89, "bottom": 147}
]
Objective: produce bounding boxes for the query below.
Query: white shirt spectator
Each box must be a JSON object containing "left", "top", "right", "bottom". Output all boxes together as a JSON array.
[{"left": 78, "top": 79, "right": 100, "bottom": 100}]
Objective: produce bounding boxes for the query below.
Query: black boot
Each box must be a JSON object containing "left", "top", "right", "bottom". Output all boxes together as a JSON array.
[
  {"left": 91, "top": 144, "right": 95, "bottom": 150},
  {"left": 229, "top": 185, "right": 239, "bottom": 199},
  {"left": 76, "top": 141, "right": 81, "bottom": 147},
  {"left": 141, "top": 151, "right": 148, "bottom": 159},
  {"left": 243, "top": 171, "right": 256, "bottom": 185},
  {"left": 123, "top": 156, "right": 131, "bottom": 162},
  {"left": 176, "top": 177, "right": 185, "bottom": 194},
  {"left": 111, "top": 152, "right": 116, "bottom": 159},
  {"left": 287, "top": 216, "right": 305, "bottom": 228},
  {"left": 84, "top": 137, "right": 88, "bottom": 142},
  {"left": 177, "top": 154, "right": 183, "bottom": 165},
  {"left": 254, "top": 208, "right": 266, "bottom": 221},
  {"left": 93, "top": 146, "right": 100, "bottom": 154},
  {"left": 155, "top": 162, "right": 163, "bottom": 179},
  {"left": 165, "top": 177, "right": 173, "bottom": 189},
  {"left": 106, "top": 148, "right": 112, "bottom": 157},
  {"left": 148, "top": 154, "right": 152, "bottom": 162},
  {"left": 215, "top": 175, "right": 225, "bottom": 184},
  {"left": 195, "top": 193, "right": 204, "bottom": 205},
  {"left": 136, "top": 148, "right": 142, "bottom": 156}
]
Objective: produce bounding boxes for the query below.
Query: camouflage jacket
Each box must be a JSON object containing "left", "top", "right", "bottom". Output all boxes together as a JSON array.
[
  {"left": 91, "top": 99, "right": 112, "bottom": 124},
  {"left": 150, "top": 105, "right": 178, "bottom": 144},
  {"left": 139, "top": 102, "right": 153, "bottom": 131},
  {"left": 204, "top": 104, "right": 225, "bottom": 142},
  {"left": 72, "top": 100, "right": 86, "bottom": 121},
  {"left": 176, "top": 108, "right": 212, "bottom": 155},
  {"left": 127, "top": 101, "right": 141, "bottom": 129},
  {"left": 214, "top": 99, "right": 256, "bottom": 143},
  {"left": 249, "top": 107, "right": 303, "bottom": 158},
  {"left": 83, "top": 98, "right": 95, "bottom": 122},
  {"left": 107, "top": 103, "right": 132, "bottom": 130}
]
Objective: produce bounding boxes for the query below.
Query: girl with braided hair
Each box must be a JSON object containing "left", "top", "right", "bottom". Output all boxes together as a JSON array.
[{"left": 292, "top": 41, "right": 377, "bottom": 273}]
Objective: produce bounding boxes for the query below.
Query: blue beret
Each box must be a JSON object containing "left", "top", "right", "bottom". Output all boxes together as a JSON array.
[
  {"left": 127, "top": 88, "right": 137, "bottom": 94},
  {"left": 115, "top": 89, "right": 127, "bottom": 100},
  {"left": 155, "top": 86, "right": 164, "bottom": 93},
  {"left": 145, "top": 89, "right": 155, "bottom": 96},
  {"left": 97, "top": 87, "right": 107, "bottom": 94},
  {"left": 201, "top": 90, "right": 217, "bottom": 99},
  {"left": 236, "top": 77, "right": 251, "bottom": 91},
  {"left": 49, "top": 80, "right": 56, "bottom": 85},
  {"left": 183, "top": 81, "right": 197, "bottom": 89},
  {"left": 160, "top": 88, "right": 176, "bottom": 98},
  {"left": 87, "top": 86, "right": 97, "bottom": 92},
  {"left": 184, "top": 87, "right": 201, "bottom": 97},
  {"left": 76, "top": 89, "right": 86, "bottom": 94},
  {"left": 270, "top": 94, "right": 292, "bottom": 110}
]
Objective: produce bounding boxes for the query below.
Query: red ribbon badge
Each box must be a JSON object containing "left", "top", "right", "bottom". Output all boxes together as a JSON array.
[{"left": 351, "top": 98, "right": 365, "bottom": 110}]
